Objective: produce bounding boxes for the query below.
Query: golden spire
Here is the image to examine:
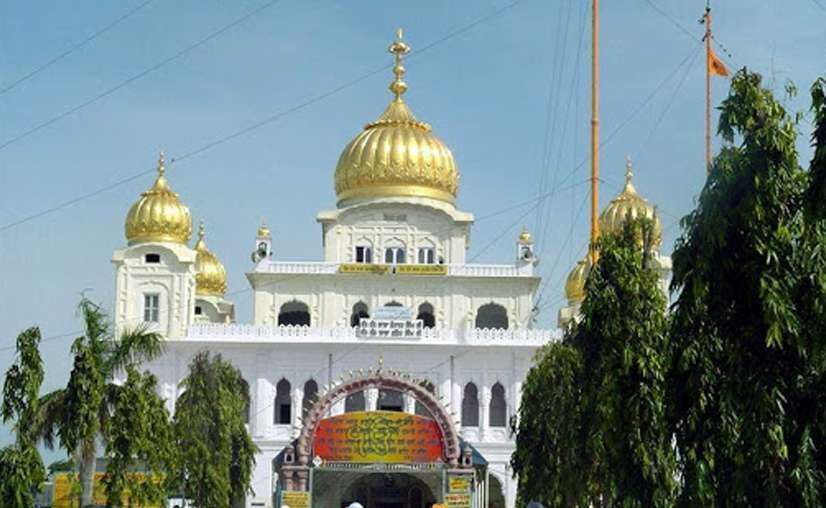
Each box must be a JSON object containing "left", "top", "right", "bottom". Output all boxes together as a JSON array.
[
  {"left": 257, "top": 221, "right": 271, "bottom": 239},
  {"left": 624, "top": 154, "right": 636, "bottom": 193},
  {"left": 388, "top": 28, "right": 411, "bottom": 100},
  {"left": 157, "top": 151, "right": 165, "bottom": 176}
]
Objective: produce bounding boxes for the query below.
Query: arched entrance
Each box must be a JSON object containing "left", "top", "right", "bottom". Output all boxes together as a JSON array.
[{"left": 276, "top": 365, "right": 478, "bottom": 507}]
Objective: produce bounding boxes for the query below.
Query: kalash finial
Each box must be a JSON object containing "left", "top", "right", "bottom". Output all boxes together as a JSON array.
[
  {"left": 198, "top": 221, "right": 205, "bottom": 241},
  {"left": 625, "top": 154, "right": 633, "bottom": 184},
  {"left": 388, "top": 28, "right": 411, "bottom": 100},
  {"left": 157, "top": 151, "right": 166, "bottom": 176}
]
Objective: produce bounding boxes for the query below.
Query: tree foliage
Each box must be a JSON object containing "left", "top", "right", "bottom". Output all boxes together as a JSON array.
[
  {"left": 173, "top": 350, "right": 257, "bottom": 507},
  {"left": 36, "top": 298, "right": 168, "bottom": 507},
  {"left": 513, "top": 220, "right": 676, "bottom": 507},
  {"left": 0, "top": 327, "right": 47, "bottom": 507},
  {"left": 670, "top": 69, "right": 826, "bottom": 506}
]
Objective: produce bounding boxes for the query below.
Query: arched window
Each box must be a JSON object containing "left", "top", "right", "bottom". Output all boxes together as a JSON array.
[
  {"left": 378, "top": 389, "right": 403, "bottom": 412},
  {"left": 278, "top": 300, "right": 310, "bottom": 326},
  {"left": 274, "top": 379, "right": 291, "bottom": 424},
  {"left": 461, "top": 382, "right": 479, "bottom": 427},
  {"left": 475, "top": 303, "right": 509, "bottom": 329},
  {"left": 354, "top": 239, "right": 373, "bottom": 264},
  {"left": 489, "top": 382, "right": 507, "bottom": 427},
  {"left": 350, "top": 301, "right": 369, "bottom": 327},
  {"left": 384, "top": 239, "right": 406, "bottom": 264},
  {"left": 416, "top": 302, "right": 435, "bottom": 328},
  {"left": 415, "top": 380, "right": 436, "bottom": 417},
  {"left": 417, "top": 240, "right": 436, "bottom": 264},
  {"left": 302, "top": 379, "right": 318, "bottom": 421},
  {"left": 345, "top": 391, "right": 365, "bottom": 412},
  {"left": 489, "top": 474, "right": 506, "bottom": 508}
]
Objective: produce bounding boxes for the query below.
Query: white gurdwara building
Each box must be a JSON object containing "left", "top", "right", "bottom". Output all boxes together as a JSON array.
[{"left": 111, "top": 32, "right": 669, "bottom": 508}]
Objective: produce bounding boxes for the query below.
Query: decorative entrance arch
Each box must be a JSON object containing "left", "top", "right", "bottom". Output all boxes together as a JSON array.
[{"left": 295, "top": 365, "right": 462, "bottom": 468}]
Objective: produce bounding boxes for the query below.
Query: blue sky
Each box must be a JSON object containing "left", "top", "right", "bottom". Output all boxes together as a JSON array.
[{"left": 1, "top": 0, "right": 824, "bottom": 453}]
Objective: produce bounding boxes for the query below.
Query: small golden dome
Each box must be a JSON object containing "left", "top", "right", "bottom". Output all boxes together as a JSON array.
[
  {"left": 599, "top": 156, "right": 662, "bottom": 248},
  {"left": 125, "top": 153, "right": 192, "bottom": 245},
  {"left": 257, "top": 222, "right": 271, "bottom": 239},
  {"left": 518, "top": 228, "right": 533, "bottom": 244},
  {"left": 565, "top": 257, "right": 589, "bottom": 304},
  {"left": 194, "top": 223, "right": 227, "bottom": 297},
  {"left": 334, "top": 29, "right": 459, "bottom": 206}
]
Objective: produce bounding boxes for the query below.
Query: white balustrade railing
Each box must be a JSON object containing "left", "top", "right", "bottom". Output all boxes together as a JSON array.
[
  {"left": 260, "top": 261, "right": 339, "bottom": 274},
  {"left": 185, "top": 323, "right": 554, "bottom": 344},
  {"left": 254, "top": 261, "right": 534, "bottom": 277}
]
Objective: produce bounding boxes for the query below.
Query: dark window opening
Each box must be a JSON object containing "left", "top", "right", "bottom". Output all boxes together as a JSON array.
[
  {"left": 145, "top": 253, "right": 161, "bottom": 263},
  {"left": 462, "top": 383, "right": 479, "bottom": 427},
  {"left": 345, "top": 391, "right": 366, "bottom": 412},
  {"left": 378, "top": 389, "right": 403, "bottom": 412},
  {"left": 278, "top": 301, "right": 310, "bottom": 326},
  {"left": 490, "top": 382, "right": 507, "bottom": 427},
  {"left": 302, "top": 379, "right": 318, "bottom": 421},
  {"left": 475, "top": 303, "right": 509, "bottom": 329},
  {"left": 194, "top": 305, "right": 203, "bottom": 316},
  {"left": 350, "top": 302, "right": 369, "bottom": 327},
  {"left": 355, "top": 245, "right": 373, "bottom": 264},
  {"left": 415, "top": 380, "right": 436, "bottom": 417},
  {"left": 417, "top": 302, "right": 435, "bottom": 328},
  {"left": 274, "top": 379, "right": 291, "bottom": 424}
]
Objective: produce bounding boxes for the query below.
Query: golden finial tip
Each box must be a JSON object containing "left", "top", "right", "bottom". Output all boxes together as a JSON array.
[
  {"left": 157, "top": 151, "right": 166, "bottom": 175},
  {"left": 198, "top": 221, "right": 205, "bottom": 239},
  {"left": 396, "top": 27, "right": 403, "bottom": 40},
  {"left": 625, "top": 155, "right": 633, "bottom": 183}
]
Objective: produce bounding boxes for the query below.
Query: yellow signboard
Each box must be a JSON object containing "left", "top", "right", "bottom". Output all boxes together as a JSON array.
[
  {"left": 282, "top": 490, "right": 311, "bottom": 508},
  {"left": 339, "top": 263, "right": 389, "bottom": 274},
  {"left": 445, "top": 493, "right": 472, "bottom": 508},
  {"left": 52, "top": 473, "right": 162, "bottom": 508},
  {"left": 396, "top": 264, "right": 448, "bottom": 275},
  {"left": 339, "top": 263, "right": 447, "bottom": 275},
  {"left": 448, "top": 475, "right": 471, "bottom": 493}
]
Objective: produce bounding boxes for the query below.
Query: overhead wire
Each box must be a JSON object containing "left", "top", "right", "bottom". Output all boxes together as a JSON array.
[
  {"left": 0, "top": 0, "right": 524, "bottom": 235},
  {"left": 0, "top": 0, "right": 286, "bottom": 152},
  {"left": 0, "top": 0, "right": 157, "bottom": 96}
]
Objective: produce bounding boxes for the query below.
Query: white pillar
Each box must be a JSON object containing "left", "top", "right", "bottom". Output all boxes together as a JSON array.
[
  {"left": 480, "top": 386, "right": 491, "bottom": 441},
  {"left": 366, "top": 388, "right": 378, "bottom": 411}
]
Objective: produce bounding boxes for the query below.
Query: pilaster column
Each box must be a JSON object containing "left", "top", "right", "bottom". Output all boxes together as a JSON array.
[
  {"left": 480, "top": 386, "right": 491, "bottom": 440},
  {"left": 366, "top": 388, "right": 379, "bottom": 411},
  {"left": 404, "top": 392, "right": 416, "bottom": 414}
]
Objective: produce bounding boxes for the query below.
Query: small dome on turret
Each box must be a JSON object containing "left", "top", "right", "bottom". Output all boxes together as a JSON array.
[
  {"left": 564, "top": 257, "right": 589, "bottom": 304},
  {"left": 194, "top": 223, "right": 227, "bottom": 297},
  {"left": 125, "top": 153, "right": 192, "bottom": 245},
  {"left": 599, "top": 156, "right": 662, "bottom": 248}
]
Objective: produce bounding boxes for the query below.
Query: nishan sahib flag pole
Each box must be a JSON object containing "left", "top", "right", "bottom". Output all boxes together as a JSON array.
[{"left": 703, "top": 4, "right": 730, "bottom": 174}]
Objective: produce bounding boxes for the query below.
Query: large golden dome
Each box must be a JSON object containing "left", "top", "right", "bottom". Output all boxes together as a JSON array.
[
  {"left": 194, "top": 223, "right": 227, "bottom": 297},
  {"left": 599, "top": 157, "right": 662, "bottom": 248},
  {"left": 565, "top": 257, "right": 589, "bottom": 304},
  {"left": 334, "top": 30, "right": 459, "bottom": 206},
  {"left": 125, "top": 153, "right": 192, "bottom": 245}
]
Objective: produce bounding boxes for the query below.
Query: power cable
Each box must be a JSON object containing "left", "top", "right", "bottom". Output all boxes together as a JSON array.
[
  {"left": 0, "top": 0, "right": 524, "bottom": 235},
  {"left": 0, "top": 0, "right": 285, "bottom": 152},
  {"left": 0, "top": 0, "right": 157, "bottom": 96}
]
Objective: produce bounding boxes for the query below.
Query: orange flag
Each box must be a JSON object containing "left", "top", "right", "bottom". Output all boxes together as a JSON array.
[{"left": 708, "top": 47, "right": 729, "bottom": 77}]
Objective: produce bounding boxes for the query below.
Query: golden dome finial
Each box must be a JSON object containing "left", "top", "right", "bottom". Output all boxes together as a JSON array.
[
  {"left": 624, "top": 154, "right": 635, "bottom": 193},
  {"left": 157, "top": 151, "right": 166, "bottom": 176},
  {"left": 388, "top": 27, "right": 411, "bottom": 100},
  {"left": 194, "top": 221, "right": 228, "bottom": 297},
  {"left": 518, "top": 227, "right": 533, "bottom": 244},
  {"left": 257, "top": 221, "right": 271, "bottom": 239}
]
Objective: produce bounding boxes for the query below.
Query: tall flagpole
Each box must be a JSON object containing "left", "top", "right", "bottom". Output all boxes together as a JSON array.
[
  {"left": 704, "top": 5, "right": 712, "bottom": 174},
  {"left": 590, "top": 0, "right": 600, "bottom": 263}
]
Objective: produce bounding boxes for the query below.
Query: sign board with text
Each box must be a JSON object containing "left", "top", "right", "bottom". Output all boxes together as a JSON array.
[{"left": 313, "top": 410, "right": 444, "bottom": 463}]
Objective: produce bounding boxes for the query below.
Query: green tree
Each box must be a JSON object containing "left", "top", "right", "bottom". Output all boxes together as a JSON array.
[
  {"left": 670, "top": 70, "right": 826, "bottom": 505},
  {"left": 512, "top": 220, "right": 676, "bottom": 507},
  {"left": 102, "top": 365, "right": 174, "bottom": 507},
  {"left": 0, "top": 327, "right": 47, "bottom": 507},
  {"left": 173, "top": 351, "right": 257, "bottom": 507},
  {"left": 37, "top": 299, "right": 166, "bottom": 507}
]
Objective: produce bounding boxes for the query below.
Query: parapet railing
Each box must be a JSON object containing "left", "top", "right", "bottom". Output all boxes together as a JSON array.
[
  {"left": 255, "top": 261, "right": 535, "bottom": 278},
  {"left": 185, "top": 323, "right": 559, "bottom": 345}
]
